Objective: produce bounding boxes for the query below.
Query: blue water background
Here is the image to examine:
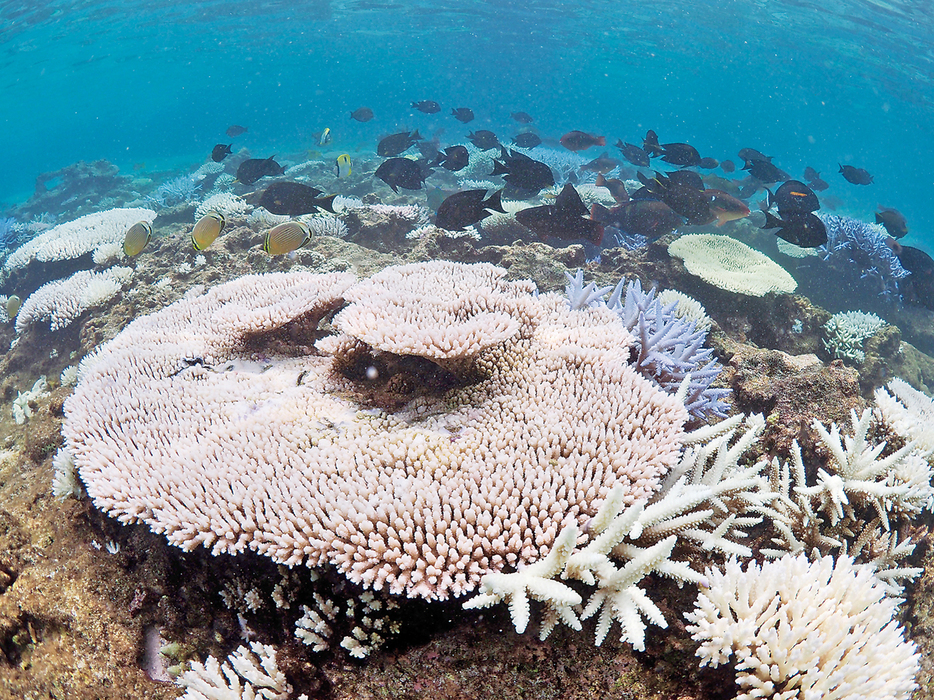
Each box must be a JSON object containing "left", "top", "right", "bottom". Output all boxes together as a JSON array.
[{"left": 1, "top": 0, "right": 933, "bottom": 253}]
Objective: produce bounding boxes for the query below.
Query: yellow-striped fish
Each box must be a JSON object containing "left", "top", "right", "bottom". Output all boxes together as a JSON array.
[
  {"left": 318, "top": 127, "right": 331, "bottom": 146},
  {"left": 123, "top": 221, "right": 153, "bottom": 257},
  {"left": 263, "top": 221, "right": 311, "bottom": 255},
  {"left": 191, "top": 211, "right": 226, "bottom": 251},
  {"left": 335, "top": 153, "right": 351, "bottom": 178}
]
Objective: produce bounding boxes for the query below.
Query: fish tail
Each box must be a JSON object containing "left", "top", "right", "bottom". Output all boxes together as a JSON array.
[
  {"left": 315, "top": 194, "right": 338, "bottom": 214},
  {"left": 485, "top": 189, "right": 506, "bottom": 214}
]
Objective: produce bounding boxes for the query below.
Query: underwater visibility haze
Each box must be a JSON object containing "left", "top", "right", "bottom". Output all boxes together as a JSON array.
[{"left": 5, "top": 1, "right": 934, "bottom": 699}]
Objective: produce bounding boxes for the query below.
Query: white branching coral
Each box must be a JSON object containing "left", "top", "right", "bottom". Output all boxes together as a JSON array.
[
  {"left": 64, "top": 262, "right": 688, "bottom": 601},
  {"left": 196, "top": 193, "right": 250, "bottom": 221},
  {"left": 1, "top": 208, "right": 155, "bottom": 276},
  {"left": 798, "top": 408, "right": 933, "bottom": 530},
  {"left": 465, "top": 414, "right": 778, "bottom": 650},
  {"left": 15, "top": 266, "right": 133, "bottom": 333},
  {"left": 822, "top": 310, "right": 885, "bottom": 364},
  {"left": 875, "top": 377, "right": 934, "bottom": 454},
  {"left": 176, "top": 642, "right": 292, "bottom": 700},
  {"left": 758, "top": 406, "right": 930, "bottom": 593},
  {"left": 685, "top": 554, "right": 919, "bottom": 700}
]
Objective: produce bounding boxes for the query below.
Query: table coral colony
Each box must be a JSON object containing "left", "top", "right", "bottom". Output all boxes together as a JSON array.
[{"left": 63, "top": 261, "right": 689, "bottom": 600}]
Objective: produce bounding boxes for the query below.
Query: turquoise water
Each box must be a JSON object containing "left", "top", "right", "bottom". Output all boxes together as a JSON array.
[{"left": 2, "top": 0, "right": 933, "bottom": 250}]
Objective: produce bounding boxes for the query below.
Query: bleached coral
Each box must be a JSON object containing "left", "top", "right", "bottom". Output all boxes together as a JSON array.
[
  {"left": 64, "top": 262, "right": 689, "bottom": 601},
  {"left": 176, "top": 642, "right": 292, "bottom": 700},
  {"left": 246, "top": 207, "right": 289, "bottom": 231},
  {"left": 668, "top": 234, "right": 797, "bottom": 296},
  {"left": 656, "top": 289, "right": 711, "bottom": 331},
  {"left": 13, "top": 375, "right": 48, "bottom": 424},
  {"left": 759, "top": 407, "right": 931, "bottom": 593},
  {"left": 465, "top": 414, "right": 777, "bottom": 650},
  {"left": 2, "top": 208, "right": 155, "bottom": 276},
  {"left": 875, "top": 377, "right": 934, "bottom": 454},
  {"left": 16, "top": 266, "right": 133, "bottom": 333},
  {"left": 822, "top": 310, "right": 885, "bottom": 364},
  {"left": 196, "top": 193, "right": 250, "bottom": 221},
  {"left": 304, "top": 213, "right": 347, "bottom": 239},
  {"left": 52, "top": 447, "right": 81, "bottom": 499},
  {"left": 685, "top": 554, "right": 919, "bottom": 700},
  {"left": 366, "top": 203, "right": 429, "bottom": 224}
]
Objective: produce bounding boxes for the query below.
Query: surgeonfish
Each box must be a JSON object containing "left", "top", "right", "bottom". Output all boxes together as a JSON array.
[
  {"left": 191, "top": 211, "right": 226, "bottom": 251},
  {"left": 335, "top": 154, "right": 352, "bottom": 178},
  {"left": 5, "top": 295, "right": 21, "bottom": 320},
  {"left": 318, "top": 128, "right": 331, "bottom": 146},
  {"left": 123, "top": 221, "right": 153, "bottom": 257},
  {"left": 264, "top": 221, "right": 311, "bottom": 255}
]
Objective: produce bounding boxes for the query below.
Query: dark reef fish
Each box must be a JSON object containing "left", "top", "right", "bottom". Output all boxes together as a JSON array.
[
  {"left": 236, "top": 155, "right": 284, "bottom": 185},
  {"left": 511, "top": 111, "right": 534, "bottom": 124},
  {"left": 803, "top": 167, "right": 829, "bottom": 192},
  {"left": 434, "top": 145, "right": 470, "bottom": 172},
  {"left": 451, "top": 107, "right": 474, "bottom": 123},
  {"left": 211, "top": 143, "right": 232, "bottom": 163},
  {"left": 259, "top": 182, "right": 337, "bottom": 216},
  {"left": 595, "top": 173, "right": 629, "bottom": 205},
  {"left": 887, "top": 239, "right": 934, "bottom": 310},
  {"left": 377, "top": 130, "right": 422, "bottom": 157},
  {"left": 350, "top": 107, "right": 374, "bottom": 122},
  {"left": 512, "top": 132, "right": 542, "bottom": 149},
  {"left": 590, "top": 198, "right": 682, "bottom": 241},
  {"left": 744, "top": 158, "right": 788, "bottom": 184},
  {"left": 738, "top": 147, "right": 771, "bottom": 164},
  {"left": 435, "top": 189, "right": 506, "bottom": 231},
  {"left": 579, "top": 152, "right": 621, "bottom": 175},
  {"left": 720, "top": 159, "right": 735, "bottom": 173},
  {"left": 659, "top": 142, "right": 702, "bottom": 167},
  {"left": 876, "top": 206, "right": 908, "bottom": 238},
  {"left": 560, "top": 130, "right": 606, "bottom": 152},
  {"left": 412, "top": 100, "right": 441, "bottom": 114},
  {"left": 642, "top": 130, "right": 664, "bottom": 157},
  {"left": 762, "top": 210, "right": 827, "bottom": 247},
  {"left": 226, "top": 124, "right": 248, "bottom": 138},
  {"left": 839, "top": 164, "right": 874, "bottom": 185},
  {"left": 615, "top": 140, "right": 650, "bottom": 167},
  {"left": 468, "top": 130, "right": 500, "bottom": 150},
  {"left": 637, "top": 171, "right": 712, "bottom": 225},
  {"left": 767, "top": 180, "right": 820, "bottom": 215},
  {"left": 516, "top": 183, "right": 603, "bottom": 244},
  {"left": 491, "top": 147, "right": 555, "bottom": 194},
  {"left": 375, "top": 157, "right": 430, "bottom": 192}
]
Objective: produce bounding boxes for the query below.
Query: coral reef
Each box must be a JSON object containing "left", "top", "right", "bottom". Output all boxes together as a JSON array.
[
  {"left": 686, "top": 554, "right": 919, "bottom": 700},
  {"left": 822, "top": 309, "right": 886, "bottom": 364},
  {"left": 15, "top": 266, "right": 133, "bottom": 333},
  {"left": 668, "top": 234, "right": 797, "bottom": 296}
]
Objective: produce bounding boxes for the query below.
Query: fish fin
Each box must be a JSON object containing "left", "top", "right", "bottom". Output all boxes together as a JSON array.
[
  {"left": 411, "top": 130, "right": 422, "bottom": 140},
  {"left": 595, "top": 173, "right": 607, "bottom": 188},
  {"left": 490, "top": 160, "right": 509, "bottom": 177},
  {"left": 762, "top": 210, "right": 784, "bottom": 230},
  {"left": 766, "top": 188, "right": 775, "bottom": 209},
  {"left": 590, "top": 202, "right": 611, "bottom": 223},
  {"left": 315, "top": 194, "right": 338, "bottom": 214},
  {"left": 485, "top": 189, "right": 506, "bottom": 214}
]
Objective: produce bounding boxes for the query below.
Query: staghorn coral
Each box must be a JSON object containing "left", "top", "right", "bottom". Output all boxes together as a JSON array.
[
  {"left": 668, "top": 233, "right": 797, "bottom": 296},
  {"left": 63, "top": 261, "right": 688, "bottom": 601},
  {"left": 759, "top": 407, "right": 931, "bottom": 593},
  {"left": 1, "top": 207, "right": 155, "bottom": 276},
  {"left": 818, "top": 213, "right": 907, "bottom": 302},
  {"left": 15, "top": 266, "right": 133, "bottom": 333},
  {"left": 566, "top": 271, "right": 730, "bottom": 419},
  {"left": 465, "top": 415, "right": 777, "bottom": 650},
  {"left": 685, "top": 554, "right": 919, "bottom": 700},
  {"left": 875, "top": 377, "right": 934, "bottom": 454},
  {"left": 176, "top": 641, "right": 292, "bottom": 700}
]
